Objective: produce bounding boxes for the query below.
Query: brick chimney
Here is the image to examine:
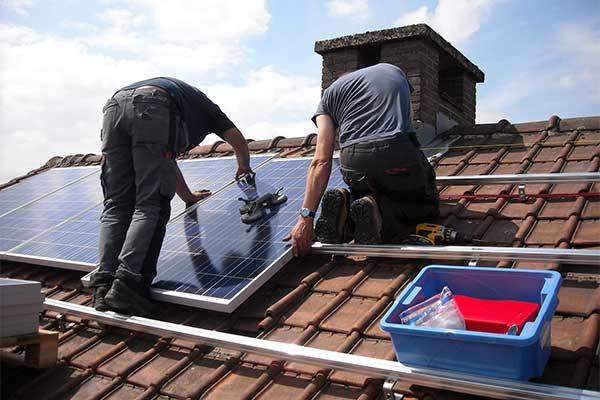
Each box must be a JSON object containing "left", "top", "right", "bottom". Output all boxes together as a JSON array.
[{"left": 314, "top": 24, "right": 485, "bottom": 143}]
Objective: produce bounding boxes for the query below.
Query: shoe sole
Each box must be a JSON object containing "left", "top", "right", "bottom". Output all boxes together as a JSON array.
[
  {"left": 351, "top": 198, "right": 382, "bottom": 245},
  {"left": 315, "top": 189, "right": 348, "bottom": 244}
]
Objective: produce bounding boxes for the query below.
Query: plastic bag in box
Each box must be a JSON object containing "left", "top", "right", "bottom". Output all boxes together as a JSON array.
[{"left": 399, "top": 286, "right": 466, "bottom": 330}]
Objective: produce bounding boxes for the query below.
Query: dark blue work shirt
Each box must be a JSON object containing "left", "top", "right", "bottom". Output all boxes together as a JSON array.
[
  {"left": 121, "top": 77, "right": 235, "bottom": 156},
  {"left": 312, "top": 63, "right": 414, "bottom": 148}
]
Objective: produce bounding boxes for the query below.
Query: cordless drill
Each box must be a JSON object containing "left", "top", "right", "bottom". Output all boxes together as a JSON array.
[{"left": 406, "top": 223, "right": 488, "bottom": 245}]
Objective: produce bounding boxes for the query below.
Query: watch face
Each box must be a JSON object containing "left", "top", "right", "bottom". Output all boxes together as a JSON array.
[{"left": 300, "top": 208, "right": 309, "bottom": 217}]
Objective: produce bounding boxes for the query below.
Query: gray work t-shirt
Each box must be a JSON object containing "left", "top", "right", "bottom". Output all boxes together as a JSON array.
[{"left": 312, "top": 63, "right": 414, "bottom": 148}]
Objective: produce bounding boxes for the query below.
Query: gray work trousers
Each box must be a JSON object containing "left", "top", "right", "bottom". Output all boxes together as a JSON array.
[
  {"left": 90, "top": 87, "right": 177, "bottom": 290},
  {"left": 339, "top": 133, "right": 440, "bottom": 242}
]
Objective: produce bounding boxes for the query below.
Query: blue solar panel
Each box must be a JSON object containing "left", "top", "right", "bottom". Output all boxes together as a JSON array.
[
  {"left": 8, "top": 156, "right": 272, "bottom": 268},
  {"left": 0, "top": 167, "right": 97, "bottom": 217},
  {"left": 151, "top": 158, "right": 344, "bottom": 312},
  {"left": 0, "top": 171, "right": 103, "bottom": 252}
]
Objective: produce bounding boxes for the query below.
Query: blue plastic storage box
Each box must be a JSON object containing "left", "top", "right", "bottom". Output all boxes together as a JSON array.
[{"left": 380, "top": 265, "right": 562, "bottom": 380}]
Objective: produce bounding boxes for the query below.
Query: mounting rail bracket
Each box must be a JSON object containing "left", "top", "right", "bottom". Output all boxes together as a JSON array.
[{"left": 383, "top": 379, "right": 404, "bottom": 400}]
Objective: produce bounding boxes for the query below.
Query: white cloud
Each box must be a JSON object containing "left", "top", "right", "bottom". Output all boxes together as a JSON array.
[
  {"left": 395, "top": 0, "right": 497, "bottom": 44},
  {"left": 204, "top": 66, "right": 320, "bottom": 141},
  {"left": 0, "top": 0, "right": 33, "bottom": 15},
  {"left": 327, "top": 0, "right": 369, "bottom": 18},
  {"left": 554, "top": 23, "right": 600, "bottom": 100},
  {"left": 0, "top": 1, "right": 317, "bottom": 184}
]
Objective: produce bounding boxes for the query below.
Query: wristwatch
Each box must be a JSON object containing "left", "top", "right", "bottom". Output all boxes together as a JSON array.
[{"left": 299, "top": 207, "right": 316, "bottom": 218}]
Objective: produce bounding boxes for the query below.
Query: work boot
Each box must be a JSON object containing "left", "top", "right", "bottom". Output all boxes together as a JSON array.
[
  {"left": 350, "top": 195, "right": 382, "bottom": 245},
  {"left": 315, "top": 188, "right": 350, "bottom": 244},
  {"left": 93, "top": 284, "right": 111, "bottom": 312},
  {"left": 104, "top": 279, "right": 160, "bottom": 318}
]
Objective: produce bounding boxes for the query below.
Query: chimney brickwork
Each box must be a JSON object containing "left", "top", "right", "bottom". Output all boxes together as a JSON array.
[{"left": 315, "top": 24, "right": 484, "bottom": 130}]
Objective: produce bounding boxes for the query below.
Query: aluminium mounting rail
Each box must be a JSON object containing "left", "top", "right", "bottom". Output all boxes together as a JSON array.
[
  {"left": 436, "top": 172, "right": 600, "bottom": 185},
  {"left": 44, "top": 299, "right": 600, "bottom": 400},
  {"left": 311, "top": 243, "right": 600, "bottom": 266}
]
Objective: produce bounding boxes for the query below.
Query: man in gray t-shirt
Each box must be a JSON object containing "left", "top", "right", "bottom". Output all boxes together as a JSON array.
[
  {"left": 291, "top": 63, "right": 439, "bottom": 256},
  {"left": 313, "top": 63, "right": 414, "bottom": 147}
]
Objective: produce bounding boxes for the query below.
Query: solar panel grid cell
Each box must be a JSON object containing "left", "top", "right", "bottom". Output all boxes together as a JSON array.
[
  {"left": 0, "top": 167, "right": 97, "bottom": 217},
  {"left": 0, "top": 171, "right": 103, "bottom": 252},
  {"left": 152, "top": 158, "right": 344, "bottom": 309}
]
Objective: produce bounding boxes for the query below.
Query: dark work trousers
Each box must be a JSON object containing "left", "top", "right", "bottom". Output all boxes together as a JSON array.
[
  {"left": 90, "top": 87, "right": 177, "bottom": 291},
  {"left": 339, "top": 133, "right": 440, "bottom": 242}
]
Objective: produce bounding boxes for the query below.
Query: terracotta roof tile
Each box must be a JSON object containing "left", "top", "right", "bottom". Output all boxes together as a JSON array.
[
  {"left": 201, "top": 362, "right": 272, "bottom": 400},
  {"left": 557, "top": 278, "right": 600, "bottom": 317},
  {"left": 329, "top": 338, "right": 395, "bottom": 386},
  {"left": 352, "top": 262, "right": 414, "bottom": 298},
  {"left": 551, "top": 314, "right": 600, "bottom": 360},
  {"left": 159, "top": 348, "right": 235, "bottom": 399},
  {"left": 572, "top": 219, "right": 600, "bottom": 246},
  {"left": 105, "top": 382, "right": 150, "bottom": 399},
  {"left": 97, "top": 337, "right": 166, "bottom": 378},
  {"left": 313, "top": 382, "right": 365, "bottom": 400},
  {"left": 320, "top": 296, "right": 379, "bottom": 334},
  {"left": 255, "top": 371, "right": 318, "bottom": 400},
  {"left": 285, "top": 330, "right": 353, "bottom": 375}
]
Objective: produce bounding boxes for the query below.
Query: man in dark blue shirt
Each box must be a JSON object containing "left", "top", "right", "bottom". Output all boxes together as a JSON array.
[
  {"left": 90, "top": 78, "right": 252, "bottom": 316},
  {"left": 291, "top": 64, "right": 439, "bottom": 256}
]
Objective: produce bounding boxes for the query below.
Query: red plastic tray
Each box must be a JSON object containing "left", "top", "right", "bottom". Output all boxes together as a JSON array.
[{"left": 454, "top": 295, "right": 540, "bottom": 334}]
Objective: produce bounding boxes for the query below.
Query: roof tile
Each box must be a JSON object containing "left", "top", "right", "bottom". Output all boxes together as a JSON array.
[
  {"left": 551, "top": 314, "right": 600, "bottom": 360},
  {"left": 255, "top": 372, "right": 317, "bottom": 400},
  {"left": 127, "top": 345, "right": 194, "bottom": 388},
  {"left": 352, "top": 262, "right": 414, "bottom": 298},
  {"left": 581, "top": 199, "right": 600, "bottom": 219},
  {"left": 281, "top": 292, "right": 347, "bottom": 328},
  {"left": 525, "top": 219, "right": 569, "bottom": 245},
  {"left": 201, "top": 363, "right": 271, "bottom": 400},
  {"left": 572, "top": 219, "right": 600, "bottom": 246},
  {"left": 320, "top": 296, "right": 379, "bottom": 334},
  {"left": 61, "top": 374, "right": 120, "bottom": 400},
  {"left": 314, "top": 261, "right": 372, "bottom": 293},
  {"left": 329, "top": 338, "right": 395, "bottom": 386},
  {"left": 557, "top": 279, "right": 600, "bottom": 317},
  {"left": 70, "top": 331, "right": 132, "bottom": 369},
  {"left": 97, "top": 337, "right": 165, "bottom": 378},
  {"left": 285, "top": 331, "right": 353, "bottom": 375},
  {"left": 313, "top": 382, "right": 364, "bottom": 400},
  {"left": 160, "top": 348, "right": 236, "bottom": 399}
]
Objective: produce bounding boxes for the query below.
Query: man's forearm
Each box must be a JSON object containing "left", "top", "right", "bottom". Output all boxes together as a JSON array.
[
  {"left": 222, "top": 127, "right": 250, "bottom": 168},
  {"left": 302, "top": 158, "right": 332, "bottom": 214},
  {"left": 174, "top": 163, "right": 193, "bottom": 202}
]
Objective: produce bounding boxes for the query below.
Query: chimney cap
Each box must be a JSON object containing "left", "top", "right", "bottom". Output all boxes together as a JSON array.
[{"left": 314, "top": 24, "right": 484, "bottom": 82}]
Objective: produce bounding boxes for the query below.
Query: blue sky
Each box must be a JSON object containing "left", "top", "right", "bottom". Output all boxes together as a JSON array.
[{"left": 0, "top": 0, "right": 599, "bottom": 183}]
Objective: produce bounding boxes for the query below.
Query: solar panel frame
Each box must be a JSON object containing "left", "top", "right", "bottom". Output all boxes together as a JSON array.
[
  {"left": 143, "top": 157, "right": 344, "bottom": 313},
  {"left": 0, "top": 166, "right": 99, "bottom": 218}
]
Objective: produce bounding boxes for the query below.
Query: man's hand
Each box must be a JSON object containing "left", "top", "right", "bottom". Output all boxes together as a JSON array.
[
  {"left": 291, "top": 217, "right": 315, "bottom": 257},
  {"left": 183, "top": 189, "right": 211, "bottom": 207},
  {"left": 235, "top": 164, "right": 253, "bottom": 181}
]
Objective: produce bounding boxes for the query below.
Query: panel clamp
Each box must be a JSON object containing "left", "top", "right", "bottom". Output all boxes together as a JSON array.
[
  {"left": 383, "top": 379, "right": 404, "bottom": 400},
  {"left": 518, "top": 184, "right": 527, "bottom": 201}
]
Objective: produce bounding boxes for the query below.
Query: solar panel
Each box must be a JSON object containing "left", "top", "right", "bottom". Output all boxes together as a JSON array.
[
  {"left": 150, "top": 157, "right": 344, "bottom": 312},
  {"left": 0, "top": 171, "right": 103, "bottom": 252},
  {"left": 0, "top": 167, "right": 98, "bottom": 217},
  {"left": 6, "top": 156, "right": 273, "bottom": 269}
]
